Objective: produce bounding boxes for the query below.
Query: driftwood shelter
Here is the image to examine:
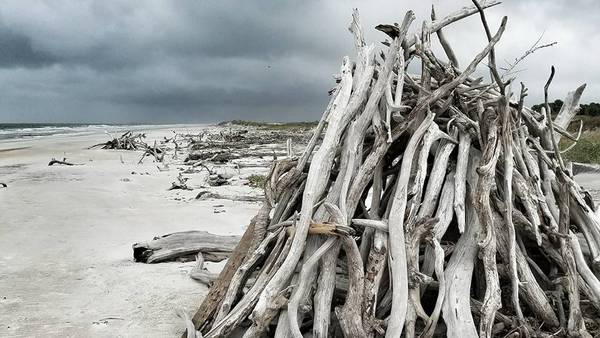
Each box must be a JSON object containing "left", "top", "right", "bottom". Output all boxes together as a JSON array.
[{"left": 180, "top": 1, "right": 599, "bottom": 337}]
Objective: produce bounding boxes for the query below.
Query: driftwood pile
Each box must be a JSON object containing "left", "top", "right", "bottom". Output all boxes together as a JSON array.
[
  {"left": 91, "top": 131, "right": 148, "bottom": 150},
  {"left": 183, "top": 2, "right": 600, "bottom": 337},
  {"left": 138, "top": 140, "right": 165, "bottom": 164},
  {"left": 90, "top": 130, "right": 168, "bottom": 164},
  {"left": 184, "top": 127, "right": 309, "bottom": 165}
]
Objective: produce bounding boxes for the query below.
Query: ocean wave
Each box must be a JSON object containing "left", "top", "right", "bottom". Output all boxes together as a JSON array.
[{"left": 0, "top": 124, "right": 153, "bottom": 140}]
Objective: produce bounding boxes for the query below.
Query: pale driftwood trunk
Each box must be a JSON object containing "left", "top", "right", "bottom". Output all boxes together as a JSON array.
[
  {"left": 553, "top": 84, "right": 586, "bottom": 142},
  {"left": 386, "top": 113, "right": 433, "bottom": 338},
  {"left": 454, "top": 132, "right": 471, "bottom": 233},
  {"left": 335, "top": 236, "right": 367, "bottom": 337},
  {"left": 442, "top": 197, "right": 480, "bottom": 338},
  {"left": 421, "top": 171, "right": 455, "bottom": 278},
  {"left": 249, "top": 57, "right": 355, "bottom": 335},
  {"left": 133, "top": 231, "right": 240, "bottom": 263},
  {"left": 474, "top": 105, "right": 501, "bottom": 338},
  {"left": 188, "top": 220, "right": 256, "bottom": 334},
  {"left": 214, "top": 229, "right": 280, "bottom": 322},
  {"left": 492, "top": 209, "right": 559, "bottom": 326}
]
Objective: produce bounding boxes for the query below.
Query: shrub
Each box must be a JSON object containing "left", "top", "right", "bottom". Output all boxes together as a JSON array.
[
  {"left": 561, "top": 131, "right": 600, "bottom": 164},
  {"left": 247, "top": 174, "right": 266, "bottom": 188}
]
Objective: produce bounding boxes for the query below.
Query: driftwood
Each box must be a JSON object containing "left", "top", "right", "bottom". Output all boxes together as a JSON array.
[
  {"left": 138, "top": 140, "right": 165, "bottom": 164},
  {"left": 189, "top": 253, "right": 220, "bottom": 286},
  {"left": 91, "top": 130, "right": 166, "bottom": 164},
  {"left": 132, "top": 231, "right": 240, "bottom": 263},
  {"left": 195, "top": 190, "right": 264, "bottom": 202},
  {"left": 190, "top": 212, "right": 261, "bottom": 333},
  {"left": 90, "top": 131, "right": 147, "bottom": 150},
  {"left": 48, "top": 158, "right": 76, "bottom": 166},
  {"left": 169, "top": 173, "right": 193, "bottom": 191},
  {"left": 207, "top": 173, "right": 230, "bottom": 186},
  {"left": 185, "top": 150, "right": 240, "bottom": 163},
  {"left": 181, "top": 2, "right": 600, "bottom": 337}
]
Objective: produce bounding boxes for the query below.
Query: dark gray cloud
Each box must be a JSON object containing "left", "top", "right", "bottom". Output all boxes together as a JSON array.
[
  {"left": 0, "top": 0, "right": 597, "bottom": 123},
  {"left": 0, "top": 27, "right": 58, "bottom": 68}
]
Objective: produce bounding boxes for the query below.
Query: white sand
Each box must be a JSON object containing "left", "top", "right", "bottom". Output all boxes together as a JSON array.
[
  {"left": 0, "top": 126, "right": 262, "bottom": 337},
  {"left": 575, "top": 173, "right": 600, "bottom": 201},
  {"left": 3, "top": 126, "right": 598, "bottom": 338}
]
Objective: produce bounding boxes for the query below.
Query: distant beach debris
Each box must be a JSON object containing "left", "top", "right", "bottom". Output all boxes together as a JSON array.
[
  {"left": 89, "top": 130, "right": 147, "bottom": 150},
  {"left": 48, "top": 157, "right": 79, "bottom": 166},
  {"left": 168, "top": 172, "right": 193, "bottom": 191},
  {"left": 217, "top": 119, "right": 318, "bottom": 131},
  {"left": 183, "top": 124, "right": 311, "bottom": 167},
  {"left": 90, "top": 130, "right": 167, "bottom": 163}
]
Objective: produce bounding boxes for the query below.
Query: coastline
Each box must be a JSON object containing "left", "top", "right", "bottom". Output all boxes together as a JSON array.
[
  {"left": 1, "top": 123, "right": 599, "bottom": 337},
  {"left": 0, "top": 125, "right": 262, "bottom": 337}
]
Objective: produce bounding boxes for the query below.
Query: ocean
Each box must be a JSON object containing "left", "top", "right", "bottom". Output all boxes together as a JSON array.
[{"left": 0, "top": 123, "right": 160, "bottom": 140}]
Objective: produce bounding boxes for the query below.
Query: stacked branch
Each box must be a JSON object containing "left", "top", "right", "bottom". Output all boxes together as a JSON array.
[
  {"left": 138, "top": 140, "right": 165, "bottom": 164},
  {"left": 184, "top": 2, "right": 600, "bottom": 337},
  {"left": 90, "top": 130, "right": 148, "bottom": 150}
]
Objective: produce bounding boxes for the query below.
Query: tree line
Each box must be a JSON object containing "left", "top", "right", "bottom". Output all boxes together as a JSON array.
[{"left": 532, "top": 99, "right": 600, "bottom": 116}]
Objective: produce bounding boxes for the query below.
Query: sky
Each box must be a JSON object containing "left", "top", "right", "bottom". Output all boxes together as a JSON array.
[{"left": 0, "top": 0, "right": 598, "bottom": 123}]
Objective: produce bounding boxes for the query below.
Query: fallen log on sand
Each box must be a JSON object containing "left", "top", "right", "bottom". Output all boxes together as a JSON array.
[
  {"left": 195, "top": 191, "right": 264, "bottom": 202},
  {"left": 48, "top": 158, "right": 77, "bottom": 166},
  {"left": 181, "top": 2, "right": 600, "bottom": 337},
  {"left": 133, "top": 231, "right": 240, "bottom": 263}
]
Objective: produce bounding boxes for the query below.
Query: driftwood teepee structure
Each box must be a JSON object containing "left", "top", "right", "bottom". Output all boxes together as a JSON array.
[{"left": 185, "top": 1, "right": 599, "bottom": 337}]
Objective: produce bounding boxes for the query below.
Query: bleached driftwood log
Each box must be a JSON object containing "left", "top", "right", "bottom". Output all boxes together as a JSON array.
[
  {"left": 48, "top": 158, "right": 76, "bottom": 166},
  {"left": 133, "top": 231, "right": 240, "bottom": 263},
  {"left": 181, "top": 2, "right": 600, "bottom": 337}
]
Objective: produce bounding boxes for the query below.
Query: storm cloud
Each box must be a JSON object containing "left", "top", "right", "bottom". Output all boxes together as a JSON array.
[{"left": 0, "top": 0, "right": 598, "bottom": 123}]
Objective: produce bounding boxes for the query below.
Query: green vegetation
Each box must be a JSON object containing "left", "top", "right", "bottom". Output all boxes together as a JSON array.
[
  {"left": 532, "top": 100, "right": 600, "bottom": 117},
  {"left": 246, "top": 174, "right": 266, "bottom": 188},
  {"left": 531, "top": 100, "right": 600, "bottom": 134},
  {"left": 571, "top": 115, "right": 600, "bottom": 132},
  {"left": 531, "top": 103, "right": 600, "bottom": 164},
  {"left": 560, "top": 131, "right": 600, "bottom": 164},
  {"left": 218, "top": 120, "right": 318, "bottom": 130}
]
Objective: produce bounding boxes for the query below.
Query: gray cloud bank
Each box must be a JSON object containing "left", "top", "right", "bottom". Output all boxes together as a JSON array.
[{"left": 0, "top": 0, "right": 598, "bottom": 123}]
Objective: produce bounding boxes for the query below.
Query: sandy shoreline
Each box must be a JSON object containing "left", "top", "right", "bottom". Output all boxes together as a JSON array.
[
  {"left": 0, "top": 125, "right": 263, "bottom": 337},
  {"left": 2, "top": 124, "right": 600, "bottom": 338}
]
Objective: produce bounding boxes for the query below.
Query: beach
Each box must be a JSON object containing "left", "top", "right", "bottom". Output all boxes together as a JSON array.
[
  {"left": 2, "top": 124, "right": 600, "bottom": 338},
  {"left": 0, "top": 125, "right": 264, "bottom": 337}
]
